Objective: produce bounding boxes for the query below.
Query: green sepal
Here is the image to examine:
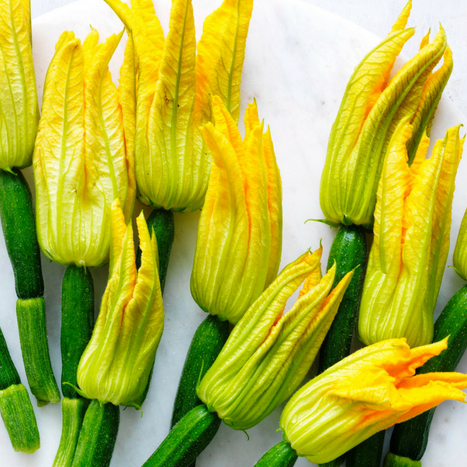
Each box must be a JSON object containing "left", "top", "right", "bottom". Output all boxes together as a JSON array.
[{"left": 0, "top": 384, "right": 40, "bottom": 453}]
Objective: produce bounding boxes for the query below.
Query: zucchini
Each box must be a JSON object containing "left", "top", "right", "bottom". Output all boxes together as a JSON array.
[
  {"left": 387, "top": 284, "right": 467, "bottom": 464},
  {"left": 254, "top": 441, "right": 298, "bottom": 467},
  {"left": 71, "top": 400, "right": 120, "bottom": 467},
  {"left": 53, "top": 398, "right": 88, "bottom": 467},
  {"left": 0, "top": 328, "right": 40, "bottom": 453},
  {"left": 318, "top": 224, "right": 367, "bottom": 372},
  {"left": 171, "top": 314, "right": 230, "bottom": 428},
  {"left": 143, "top": 404, "right": 221, "bottom": 467},
  {"left": 346, "top": 430, "right": 385, "bottom": 467},
  {"left": 0, "top": 168, "right": 59, "bottom": 404},
  {"left": 61, "top": 265, "right": 94, "bottom": 399}
]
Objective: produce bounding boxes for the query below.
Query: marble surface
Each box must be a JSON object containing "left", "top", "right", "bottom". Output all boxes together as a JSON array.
[{"left": 1, "top": 0, "right": 467, "bottom": 466}]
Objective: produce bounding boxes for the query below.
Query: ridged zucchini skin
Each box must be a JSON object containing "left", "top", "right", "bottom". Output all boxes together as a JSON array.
[
  {"left": 346, "top": 430, "right": 385, "bottom": 467},
  {"left": 0, "top": 168, "right": 43, "bottom": 298},
  {"left": 71, "top": 400, "right": 120, "bottom": 467},
  {"left": 254, "top": 441, "right": 298, "bottom": 467},
  {"left": 318, "top": 224, "right": 367, "bottom": 372},
  {"left": 171, "top": 315, "right": 230, "bottom": 428},
  {"left": 143, "top": 404, "right": 221, "bottom": 467},
  {"left": 384, "top": 453, "right": 421, "bottom": 467},
  {"left": 388, "top": 285, "right": 467, "bottom": 462},
  {"left": 61, "top": 265, "right": 94, "bottom": 399}
]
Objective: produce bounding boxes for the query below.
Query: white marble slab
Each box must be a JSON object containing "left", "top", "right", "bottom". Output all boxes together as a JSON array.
[{"left": 1, "top": 0, "right": 466, "bottom": 466}]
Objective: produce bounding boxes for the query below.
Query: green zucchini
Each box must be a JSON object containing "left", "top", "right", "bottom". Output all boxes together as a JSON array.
[
  {"left": 318, "top": 224, "right": 367, "bottom": 372},
  {"left": 318, "top": 224, "right": 367, "bottom": 467},
  {"left": 0, "top": 168, "right": 59, "bottom": 405},
  {"left": 71, "top": 400, "right": 120, "bottom": 467},
  {"left": 0, "top": 328, "right": 40, "bottom": 453},
  {"left": 61, "top": 265, "right": 94, "bottom": 399},
  {"left": 254, "top": 441, "right": 298, "bottom": 467},
  {"left": 384, "top": 453, "right": 421, "bottom": 467},
  {"left": 171, "top": 314, "right": 230, "bottom": 428},
  {"left": 143, "top": 404, "right": 221, "bottom": 467},
  {"left": 387, "top": 284, "right": 467, "bottom": 464},
  {"left": 53, "top": 398, "right": 88, "bottom": 467},
  {"left": 346, "top": 430, "right": 385, "bottom": 467}
]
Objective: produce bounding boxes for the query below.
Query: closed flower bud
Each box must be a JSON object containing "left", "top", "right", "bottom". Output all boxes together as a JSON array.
[
  {"left": 358, "top": 121, "right": 464, "bottom": 347},
  {"left": 197, "top": 248, "right": 352, "bottom": 430},
  {"left": 280, "top": 338, "right": 467, "bottom": 465},
  {"left": 104, "top": 0, "right": 253, "bottom": 212},
  {"left": 34, "top": 28, "right": 135, "bottom": 267},
  {"left": 320, "top": 0, "right": 451, "bottom": 227},
  {"left": 191, "top": 96, "right": 282, "bottom": 324},
  {"left": 0, "top": 0, "right": 39, "bottom": 170},
  {"left": 77, "top": 200, "right": 164, "bottom": 407}
]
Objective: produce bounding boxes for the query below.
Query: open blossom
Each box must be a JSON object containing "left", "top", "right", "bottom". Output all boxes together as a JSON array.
[
  {"left": 281, "top": 338, "right": 467, "bottom": 464},
  {"left": 191, "top": 97, "right": 282, "bottom": 324},
  {"left": 320, "top": 0, "right": 452, "bottom": 227},
  {"left": 104, "top": 0, "right": 254, "bottom": 212},
  {"left": 33, "top": 28, "right": 135, "bottom": 267},
  {"left": 197, "top": 248, "right": 352, "bottom": 430},
  {"left": 0, "top": 0, "right": 39, "bottom": 170},
  {"left": 77, "top": 200, "right": 163, "bottom": 407},
  {"left": 358, "top": 121, "right": 464, "bottom": 348}
]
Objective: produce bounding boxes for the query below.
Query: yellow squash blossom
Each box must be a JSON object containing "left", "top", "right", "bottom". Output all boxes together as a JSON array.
[
  {"left": 77, "top": 200, "right": 163, "bottom": 407},
  {"left": 358, "top": 121, "right": 464, "bottom": 348},
  {"left": 320, "top": 0, "right": 452, "bottom": 227},
  {"left": 0, "top": 0, "right": 39, "bottom": 170},
  {"left": 33, "top": 28, "right": 136, "bottom": 267},
  {"left": 280, "top": 338, "right": 467, "bottom": 465},
  {"left": 104, "top": 0, "right": 253, "bottom": 212},
  {"left": 197, "top": 248, "right": 353, "bottom": 430},
  {"left": 453, "top": 209, "right": 467, "bottom": 281},
  {"left": 190, "top": 97, "right": 282, "bottom": 324}
]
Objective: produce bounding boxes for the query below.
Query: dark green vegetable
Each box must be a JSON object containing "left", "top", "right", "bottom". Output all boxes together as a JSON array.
[
  {"left": 388, "top": 285, "right": 467, "bottom": 464},
  {"left": 347, "top": 431, "right": 385, "bottom": 467},
  {"left": 143, "top": 404, "right": 221, "bottom": 467},
  {"left": 384, "top": 453, "right": 421, "bottom": 467},
  {"left": 254, "top": 441, "right": 298, "bottom": 467},
  {"left": 71, "top": 400, "right": 120, "bottom": 467},
  {"left": 0, "top": 328, "right": 20, "bottom": 390},
  {"left": 61, "top": 265, "right": 94, "bottom": 399},
  {"left": 318, "top": 224, "right": 367, "bottom": 372},
  {"left": 0, "top": 168, "right": 59, "bottom": 405},
  {"left": 171, "top": 315, "right": 230, "bottom": 428}
]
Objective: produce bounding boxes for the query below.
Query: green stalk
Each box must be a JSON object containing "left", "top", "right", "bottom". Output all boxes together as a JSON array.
[
  {"left": 0, "top": 327, "right": 40, "bottom": 453},
  {"left": 0, "top": 168, "right": 60, "bottom": 405},
  {"left": 254, "top": 441, "right": 298, "bottom": 467}
]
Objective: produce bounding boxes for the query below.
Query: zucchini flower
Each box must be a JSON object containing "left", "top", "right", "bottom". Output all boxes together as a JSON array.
[
  {"left": 320, "top": 0, "right": 452, "bottom": 227},
  {"left": 191, "top": 97, "right": 282, "bottom": 324},
  {"left": 104, "top": 0, "right": 253, "bottom": 212},
  {"left": 0, "top": 0, "right": 39, "bottom": 171},
  {"left": 77, "top": 200, "right": 163, "bottom": 407},
  {"left": 280, "top": 338, "right": 467, "bottom": 465},
  {"left": 453, "top": 209, "right": 467, "bottom": 281},
  {"left": 33, "top": 28, "right": 136, "bottom": 268},
  {"left": 197, "top": 248, "right": 353, "bottom": 430},
  {"left": 358, "top": 121, "right": 464, "bottom": 348}
]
